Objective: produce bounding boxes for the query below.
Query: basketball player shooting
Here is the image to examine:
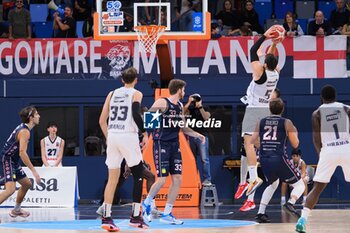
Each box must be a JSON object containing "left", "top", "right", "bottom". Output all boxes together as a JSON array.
[{"left": 240, "top": 25, "right": 283, "bottom": 198}]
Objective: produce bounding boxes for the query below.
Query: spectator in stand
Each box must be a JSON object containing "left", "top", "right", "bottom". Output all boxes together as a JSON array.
[
  {"left": 215, "top": 0, "right": 242, "bottom": 36},
  {"left": 283, "top": 12, "right": 304, "bottom": 37},
  {"left": 330, "top": 0, "right": 350, "bottom": 34},
  {"left": 53, "top": 6, "right": 77, "bottom": 38},
  {"left": 0, "top": 22, "right": 9, "bottom": 38},
  {"left": 340, "top": 18, "right": 350, "bottom": 69},
  {"left": 178, "top": 0, "right": 195, "bottom": 31},
  {"left": 8, "top": 0, "right": 31, "bottom": 40},
  {"left": 307, "top": 11, "right": 332, "bottom": 36},
  {"left": 74, "top": 0, "right": 90, "bottom": 21},
  {"left": 82, "top": 8, "right": 94, "bottom": 37},
  {"left": 241, "top": 0, "right": 263, "bottom": 35},
  {"left": 211, "top": 23, "right": 222, "bottom": 39}
]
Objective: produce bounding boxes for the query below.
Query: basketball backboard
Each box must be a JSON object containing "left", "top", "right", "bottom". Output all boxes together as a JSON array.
[{"left": 94, "top": 0, "right": 210, "bottom": 41}]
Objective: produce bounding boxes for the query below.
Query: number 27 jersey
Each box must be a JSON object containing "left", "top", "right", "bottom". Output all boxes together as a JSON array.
[{"left": 108, "top": 87, "right": 138, "bottom": 133}]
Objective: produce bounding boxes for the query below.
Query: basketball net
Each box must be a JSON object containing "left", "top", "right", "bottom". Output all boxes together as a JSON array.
[{"left": 134, "top": 25, "right": 166, "bottom": 54}]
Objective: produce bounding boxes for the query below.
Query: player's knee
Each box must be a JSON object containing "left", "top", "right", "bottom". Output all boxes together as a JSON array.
[
  {"left": 22, "top": 179, "right": 32, "bottom": 190},
  {"left": 172, "top": 175, "right": 182, "bottom": 186},
  {"left": 129, "top": 161, "right": 144, "bottom": 180},
  {"left": 271, "top": 179, "right": 280, "bottom": 190},
  {"left": 145, "top": 172, "right": 155, "bottom": 184},
  {"left": 156, "top": 177, "right": 167, "bottom": 186},
  {"left": 5, "top": 184, "right": 16, "bottom": 195}
]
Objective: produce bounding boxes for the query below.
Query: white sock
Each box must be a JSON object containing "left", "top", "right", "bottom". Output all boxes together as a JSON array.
[
  {"left": 240, "top": 156, "right": 248, "bottom": 184},
  {"left": 132, "top": 202, "right": 141, "bottom": 217},
  {"left": 281, "top": 196, "right": 286, "bottom": 204},
  {"left": 290, "top": 179, "right": 305, "bottom": 204},
  {"left": 248, "top": 165, "right": 257, "bottom": 181},
  {"left": 151, "top": 199, "right": 156, "bottom": 210},
  {"left": 144, "top": 195, "right": 153, "bottom": 206},
  {"left": 258, "top": 203, "right": 267, "bottom": 214},
  {"left": 14, "top": 203, "right": 21, "bottom": 211},
  {"left": 247, "top": 191, "right": 255, "bottom": 201},
  {"left": 303, "top": 196, "right": 307, "bottom": 203},
  {"left": 163, "top": 203, "right": 173, "bottom": 215},
  {"left": 301, "top": 207, "right": 311, "bottom": 220},
  {"left": 288, "top": 198, "right": 296, "bottom": 205},
  {"left": 258, "top": 179, "right": 279, "bottom": 214},
  {"left": 103, "top": 203, "right": 112, "bottom": 218}
]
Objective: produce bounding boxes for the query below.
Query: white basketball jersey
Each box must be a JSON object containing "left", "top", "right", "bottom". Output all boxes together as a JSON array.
[
  {"left": 44, "top": 136, "right": 62, "bottom": 167},
  {"left": 246, "top": 69, "right": 279, "bottom": 107},
  {"left": 108, "top": 87, "right": 138, "bottom": 133},
  {"left": 290, "top": 158, "right": 304, "bottom": 173},
  {"left": 319, "top": 102, "right": 350, "bottom": 147}
]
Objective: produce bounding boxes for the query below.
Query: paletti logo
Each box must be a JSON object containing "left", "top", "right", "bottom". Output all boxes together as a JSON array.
[{"left": 142, "top": 193, "right": 193, "bottom": 201}]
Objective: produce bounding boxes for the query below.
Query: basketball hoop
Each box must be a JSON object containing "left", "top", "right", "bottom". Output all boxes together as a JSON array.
[{"left": 134, "top": 25, "right": 166, "bottom": 54}]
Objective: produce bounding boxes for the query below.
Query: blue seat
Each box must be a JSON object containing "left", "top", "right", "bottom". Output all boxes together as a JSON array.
[
  {"left": 318, "top": 1, "right": 335, "bottom": 20},
  {"left": 254, "top": 1, "right": 272, "bottom": 31},
  {"left": 76, "top": 21, "right": 84, "bottom": 38},
  {"left": 275, "top": 0, "right": 294, "bottom": 19},
  {"left": 296, "top": 18, "right": 308, "bottom": 34},
  {"left": 30, "top": 4, "right": 48, "bottom": 22},
  {"left": 33, "top": 22, "right": 53, "bottom": 38},
  {"left": 296, "top": 1, "right": 316, "bottom": 19}
]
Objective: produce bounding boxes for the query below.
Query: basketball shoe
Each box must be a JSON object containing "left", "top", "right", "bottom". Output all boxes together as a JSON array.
[
  {"left": 101, "top": 217, "right": 119, "bottom": 232},
  {"left": 9, "top": 209, "right": 30, "bottom": 218},
  {"left": 234, "top": 182, "right": 248, "bottom": 199},
  {"left": 239, "top": 200, "right": 256, "bottom": 212},
  {"left": 246, "top": 177, "right": 263, "bottom": 196}
]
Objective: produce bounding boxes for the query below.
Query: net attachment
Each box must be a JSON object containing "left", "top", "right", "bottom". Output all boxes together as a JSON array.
[{"left": 134, "top": 25, "right": 166, "bottom": 54}]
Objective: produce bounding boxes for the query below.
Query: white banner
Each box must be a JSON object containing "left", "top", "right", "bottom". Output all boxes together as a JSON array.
[{"left": 0, "top": 167, "right": 78, "bottom": 208}]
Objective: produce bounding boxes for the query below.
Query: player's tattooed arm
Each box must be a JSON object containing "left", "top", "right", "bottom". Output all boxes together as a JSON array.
[
  {"left": 312, "top": 109, "right": 322, "bottom": 157},
  {"left": 148, "top": 98, "right": 167, "bottom": 113}
]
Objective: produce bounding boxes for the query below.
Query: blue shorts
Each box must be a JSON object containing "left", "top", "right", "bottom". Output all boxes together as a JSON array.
[
  {"left": 0, "top": 157, "right": 27, "bottom": 185},
  {"left": 260, "top": 155, "right": 301, "bottom": 184},
  {"left": 153, "top": 140, "right": 182, "bottom": 177}
]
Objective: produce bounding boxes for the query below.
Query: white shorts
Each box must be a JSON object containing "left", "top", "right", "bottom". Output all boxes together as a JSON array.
[
  {"left": 105, "top": 132, "right": 143, "bottom": 169},
  {"left": 241, "top": 106, "right": 270, "bottom": 136},
  {"left": 313, "top": 143, "right": 350, "bottom": 183}
]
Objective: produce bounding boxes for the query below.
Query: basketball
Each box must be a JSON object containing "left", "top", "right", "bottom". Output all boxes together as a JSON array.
[{"left": 270, "top": 25, "right": 285, "bottom": 44}]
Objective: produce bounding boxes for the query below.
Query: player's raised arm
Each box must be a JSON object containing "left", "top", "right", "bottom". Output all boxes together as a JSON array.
[
  {"left": 311, "top": 109, "right": 321, "bottom": 156},
  {"left": 251, "top": 27, "right": 275, "bottom": 81}
]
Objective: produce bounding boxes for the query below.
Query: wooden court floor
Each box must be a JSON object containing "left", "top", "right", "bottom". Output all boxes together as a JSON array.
[{"left": 0, "top": 204, "right": 349, "bottom": 233}]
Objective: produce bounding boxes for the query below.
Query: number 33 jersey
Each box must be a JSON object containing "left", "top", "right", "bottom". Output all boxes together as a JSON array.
[
  {"left": 43, "top": 136, "right": 63, "bottom": 167},
  {"left": 108, "top": 87, "right": 138, "bottom": 133},
  {"left": 318, "top": 101, "right": 350, "bottom": 147}
]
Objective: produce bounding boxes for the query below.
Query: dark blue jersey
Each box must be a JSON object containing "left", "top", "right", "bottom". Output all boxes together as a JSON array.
[
  {"left": 0, "top": 123, "right": 30, "bottom": 162},
  {"left": 153, "top": 98, "right": 182, "bottom": 142},
  {"left": 259, "top": 115, "right": 287, "bottom": 158}
]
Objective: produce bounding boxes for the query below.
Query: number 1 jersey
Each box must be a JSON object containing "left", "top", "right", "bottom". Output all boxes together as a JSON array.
[{"left": 318, "top": 101, "right": 350, "bottom": 147}]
